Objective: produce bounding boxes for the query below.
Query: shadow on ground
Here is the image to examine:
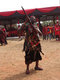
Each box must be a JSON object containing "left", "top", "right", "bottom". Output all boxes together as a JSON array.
[{"left": 3, "top": 69, "right": 39, "bottom": 80}]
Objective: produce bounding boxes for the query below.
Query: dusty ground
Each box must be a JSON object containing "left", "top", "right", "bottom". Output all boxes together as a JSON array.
[{"left": 0, "top": 38, "right": 60, "bottom": 80}]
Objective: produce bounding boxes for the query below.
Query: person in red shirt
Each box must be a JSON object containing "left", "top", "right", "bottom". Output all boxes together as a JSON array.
[
  {"left": 2, "top": 28, "right": 8, "bottom": 45},
  {"left": 0, "top": 28, "right": 5, "bottom": 45}
]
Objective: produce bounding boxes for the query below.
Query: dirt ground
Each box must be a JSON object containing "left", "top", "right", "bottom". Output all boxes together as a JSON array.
[{"left": 0, "top": 38, "right": 60, "bottom": 80}]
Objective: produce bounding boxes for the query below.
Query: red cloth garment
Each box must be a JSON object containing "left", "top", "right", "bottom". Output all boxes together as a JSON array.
[{"left": 55, "top": 25, "right": 60, "bottom": 37}]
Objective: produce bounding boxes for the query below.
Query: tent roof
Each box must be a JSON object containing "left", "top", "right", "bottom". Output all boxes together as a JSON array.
[{"left": 0, "top": 6, "right": 60, "bottom": 25}]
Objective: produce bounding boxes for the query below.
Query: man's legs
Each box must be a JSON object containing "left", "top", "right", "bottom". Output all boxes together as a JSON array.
[
  {"left": 5, "top": 37, "right": 8, "bottom": 44},
  {"left": 26, "top": 64, "right": 30, "bottom": 74},
  {"left": 26, "top": 60, "right": 43, "bottom": 74},
  {"left": 35, "top": 60, "right": 43, "bottom": 70},
  {"left": 35, "top": 60, "right": 39, "bottom": 68},
  {"left": 0, "top": 39, "right": 3, "bottom": 46}
]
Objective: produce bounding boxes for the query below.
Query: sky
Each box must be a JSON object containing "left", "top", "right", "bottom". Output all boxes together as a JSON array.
[{"left": 0, "top": 0, "right": 59, "bottom": 12}]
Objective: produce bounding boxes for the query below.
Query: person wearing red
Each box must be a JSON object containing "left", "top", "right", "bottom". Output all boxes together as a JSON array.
[
  {"left": 0, "top": 28, "right": 5, "bottom": 45},
  {"left": 2, "top": 28, "right": 8, "bottom": 45},
  {"left": 18, "top": 16, "right": 44, "bottom": 74}
]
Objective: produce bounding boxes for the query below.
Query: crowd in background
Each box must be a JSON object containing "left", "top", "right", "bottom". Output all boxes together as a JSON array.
[
  {"left": 0, "top": 21, "right": 60, "bottom": 46},
  {"left": 42, "top": 25, "right": 55, "bottom": 40},
  {"left": 42, "top": 23, "right": 60, "bottom": 40}
]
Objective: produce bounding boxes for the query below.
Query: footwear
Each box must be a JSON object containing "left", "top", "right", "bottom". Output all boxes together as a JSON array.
[
  {"left": 35, "top": 67, "right": 43, "bottom": 70},
  {"left": 26, "top": 70, "right": 30, "bottom": 74}
]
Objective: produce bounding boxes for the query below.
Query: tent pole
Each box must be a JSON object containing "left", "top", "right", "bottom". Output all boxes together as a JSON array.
[
  {"left": 38, "top": 17, "right": 43, "bottom": 32},
  {"left": 53, "top": 16, "right": 55, "bottom": 25},
  {"left": 4, "top": 24, "right": 7, "bottom": 30}
]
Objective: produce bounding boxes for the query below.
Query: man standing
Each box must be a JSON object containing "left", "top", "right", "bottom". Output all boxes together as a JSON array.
[
  {"left": 18, "top": 16, "right": 44, "bottom": 74},
  {"left": 2, "top": 28, "right": 8, "bottom": 45},
  {"left": 0, "top": 28, "right": 5, "bottom": 45}
]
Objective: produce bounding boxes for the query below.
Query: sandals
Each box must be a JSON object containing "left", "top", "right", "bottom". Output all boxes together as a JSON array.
[
  {"left": 35, "top": 67, "right": 43, "bottom": 70},
  {"left": 26, "top": 70, "right": 30, "bottom": 74},
  {"left": 25, "top": 67, "right": 43, "bottom": 74}
]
